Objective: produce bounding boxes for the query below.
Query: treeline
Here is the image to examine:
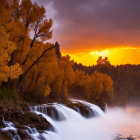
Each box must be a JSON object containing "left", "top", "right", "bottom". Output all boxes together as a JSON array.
[
  {"left": 73, "top": 57, "right": 140, "bottom": 105},
  {"left": 0, "top": 0, "right": 114, "bottom": 106}
]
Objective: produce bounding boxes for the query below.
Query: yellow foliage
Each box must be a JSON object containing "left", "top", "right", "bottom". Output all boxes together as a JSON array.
[
  {"left": 6, "top": 21, "right": 25, "bottom": 43},
  {"left": 0, "top": 26, "right": 22, "bottom": 82},
  {"left": 8, "top": 64, "right": 23, "bottom": 79},
  {"left": 74, "top": 69, "right": 113, "bottom": 100}
]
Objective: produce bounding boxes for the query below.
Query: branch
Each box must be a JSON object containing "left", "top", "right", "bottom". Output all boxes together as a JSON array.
[
  {"left": 37, "top": 33, "right": 47, "bottom": 38},
  {"left": 22, "top": 45, "right": 55, "bottom": 78},
  {"left": 34, "top": 19, "right": 40, "bottom": 35}
]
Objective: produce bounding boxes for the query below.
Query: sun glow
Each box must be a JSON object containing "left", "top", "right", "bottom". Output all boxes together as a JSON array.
[
  {"left": 90, "top": 50, "right": 109, "bottom": 58},
  {"left": 62, "top": 47, "right": 140, "bottom": 66}
]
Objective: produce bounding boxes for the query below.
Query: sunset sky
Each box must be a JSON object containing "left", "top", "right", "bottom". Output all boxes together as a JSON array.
[{"left": 35, "top": 0, "right": 140, "bottom": 65}]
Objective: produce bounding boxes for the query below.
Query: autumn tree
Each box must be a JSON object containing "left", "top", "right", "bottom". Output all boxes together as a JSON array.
[
  {"left": 22, "top": 45, "right": 58, "bottom": 99},
  {"left": 97, "top": 56, "right": 110, "bottom": 65},
  {"left": 70, "top": 69, "right": 114, "bottom": 104},
  {"left": 0, "top": 0, "right": 54, "bottom": 95},
  {"left": 0, "top": 26, "right": 22, "bottom": 83},
  {"left": 54, "top": 42, "right": 61, "bottom": 59},
  {"left": 47, "top": 55, "right": 75, "bottom": 99},
  {"left": 0, "top": 0, "right": 22, "bottom": 83}
]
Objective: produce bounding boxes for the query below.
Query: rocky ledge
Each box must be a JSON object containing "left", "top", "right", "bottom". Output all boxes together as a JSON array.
[
  {"left": 67, "top": 102, "right": 96, "bottom": 118},
  {"left": 0, "top": 101, "right": 52, "bottom": 140}
]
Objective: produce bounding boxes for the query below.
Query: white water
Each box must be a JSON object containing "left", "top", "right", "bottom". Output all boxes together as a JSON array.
[
  {"left": 32, "top": 100, "right": 140, "bottom": 140},
  {"left": 1, "top": 100, "right": 140, "bottom": 140},
  {"left": 1, "top": 118, "right": 21, "bottom": 140}
]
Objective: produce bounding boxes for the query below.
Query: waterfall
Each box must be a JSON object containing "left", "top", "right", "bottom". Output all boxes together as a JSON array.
[
  {"left": 1, "top": 100, "right": 140, "bottom": 140},
  {"left": 31, "top": 100, "right": 107, "bottom": 140},
  {"left": 31, "top": 100, "right": 140, "bottom": 140}
]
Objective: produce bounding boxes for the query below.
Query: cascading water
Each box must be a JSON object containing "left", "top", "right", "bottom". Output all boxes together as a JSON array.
[
  {"left": 1, "top": 118, "right": 21, "bottom": 140},
  {"left": 31, "top": 100, "right": 140, "bottom": 140},
  {"left": 1, "top": 100, "right": 140, "bottom": 140}
]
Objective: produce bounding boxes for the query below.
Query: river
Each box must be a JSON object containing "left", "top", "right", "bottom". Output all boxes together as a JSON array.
[
  {"left": 3, "top": 100, "right": 140, "bottom": 140},
  {"left": 32, "top": 100, "right": 140, "bottom": 140}
]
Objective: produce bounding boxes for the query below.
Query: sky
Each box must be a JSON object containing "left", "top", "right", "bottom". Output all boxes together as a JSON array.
[{"left": 35, "top": 0, "right": 140, "bottom": 66}]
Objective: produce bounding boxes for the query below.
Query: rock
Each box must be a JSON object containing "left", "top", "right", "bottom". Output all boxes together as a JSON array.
[
  {"left": 67, "top": 102, "right": 95, "bottom": 118},
  {"left": 0, "top": 131, "right": 11, "bottom": 140},
  {"left": 0, "top": 101, "right": 52, "bottom": 140},
  {"left": 37, "top": 134, "right": 46, "bottom": 140},
  {"left": 34, "top": 105, "right": 65, "bottom": 121},
  {"left": 45, "top": 107, "right": 64, "bottom": 121},
  {"left": 17, "top": 129, "right": 34, "bottom": 140},
  {"left": 114, "top": 135, "right": 137, "bottom": 140},
  {"left": 13, "top": 122, "right": 26, "bottom": 129}
]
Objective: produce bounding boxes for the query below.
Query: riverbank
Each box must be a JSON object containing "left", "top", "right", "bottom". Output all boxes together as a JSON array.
[
  {"left": 0, "top": 99, "right": 53, "bottom": 139},
  {"left": 0, "top": 98, "right": 105, "bottom": 139}
]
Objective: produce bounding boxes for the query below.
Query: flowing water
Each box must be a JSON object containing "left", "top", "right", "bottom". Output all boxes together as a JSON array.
[{"left": 1, "top": 100, "right": 140, "bottom": 140}]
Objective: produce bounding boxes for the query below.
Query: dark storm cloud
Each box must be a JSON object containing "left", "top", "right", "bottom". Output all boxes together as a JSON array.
[{"left": 35, "top": 0, "right": 140, "bottom": 51}]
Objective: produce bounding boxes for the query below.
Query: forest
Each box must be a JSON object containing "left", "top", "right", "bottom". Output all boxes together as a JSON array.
[
  {"left": 0, "top": 0, "right": 138, "bottom": 107},
  {"left": 0, "top": 0, "right": 114, "bottom": 107},
  {"left": 73, "top": 56, "right": 140, "bottom": 105}
]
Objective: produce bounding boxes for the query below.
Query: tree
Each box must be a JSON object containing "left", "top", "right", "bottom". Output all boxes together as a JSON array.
[
  {"left": 0, "top": 0, "right": 54, "bottom": 95},
  {"left": 97, "top": 56, "right": 110, "bottom": 65},
  {"left": 0, "top": 26, "right": 22, "bottom": 83},
  {"left": 21, "top": 0, "right": 53, "bottom": 65},
  {"left": 54, "top": 42, "right": 61, "bottom": 59}
]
